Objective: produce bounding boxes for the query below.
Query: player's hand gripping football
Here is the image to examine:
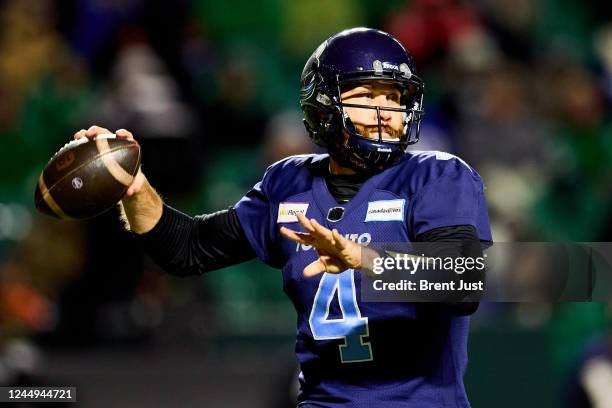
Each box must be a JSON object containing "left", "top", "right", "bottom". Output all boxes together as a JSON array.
[
  {"left": 280, "top": 213, "right": 378, "bottom": 278},
  {"left": 74, "top": 125, "right": 146, "bottom": 198}
]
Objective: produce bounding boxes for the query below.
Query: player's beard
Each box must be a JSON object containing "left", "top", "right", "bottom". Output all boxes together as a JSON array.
[{"left": 353, "top": 123, "right": 403, "bottom": 141}]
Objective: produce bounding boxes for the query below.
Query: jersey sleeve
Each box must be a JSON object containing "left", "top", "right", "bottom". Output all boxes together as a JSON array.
[
  {"left": 410, "top": 159, "right": 492, "bottom": 242},
  {"left": 233, "top": 169, "right": 280, "bottom": 267}
]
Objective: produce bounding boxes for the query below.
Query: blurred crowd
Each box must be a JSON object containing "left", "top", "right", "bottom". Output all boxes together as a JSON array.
[{"left": 1, "top": 0, "right": 612, "bottom": 406}]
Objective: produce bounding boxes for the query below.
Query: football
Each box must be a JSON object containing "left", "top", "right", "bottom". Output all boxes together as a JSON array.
[{"left": 34, "top": 134, "right": 141, "bottom": 219}]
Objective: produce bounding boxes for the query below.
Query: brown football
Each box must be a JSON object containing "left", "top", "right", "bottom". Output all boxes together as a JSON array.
[{"left": 34, "top": 134, "right": 141, "bottom": 219}]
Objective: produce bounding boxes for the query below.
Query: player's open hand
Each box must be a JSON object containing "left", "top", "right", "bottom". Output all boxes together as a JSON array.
[
  {"left": 73, "top": 125, "right": 146, "bottom": 197},
  {"left": 280, "top": 213, "right": 364, "bottom": 277}
]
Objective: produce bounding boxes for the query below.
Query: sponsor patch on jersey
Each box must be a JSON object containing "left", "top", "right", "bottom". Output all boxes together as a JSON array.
[
  {"left": 364, "top": 199, "right": 405, "bottom": 222},
  {"left": 277, "top": 202, "right": 309, "bottom": 223}
]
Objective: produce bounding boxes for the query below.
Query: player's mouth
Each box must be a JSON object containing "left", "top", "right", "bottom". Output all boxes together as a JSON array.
[{"left": 364, "top": 127, "right": 401, "bottom": 141}]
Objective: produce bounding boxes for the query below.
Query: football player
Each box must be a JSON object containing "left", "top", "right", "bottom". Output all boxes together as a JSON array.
[{"left": 75, "top": 28, "right": 492, "bottom": 407}]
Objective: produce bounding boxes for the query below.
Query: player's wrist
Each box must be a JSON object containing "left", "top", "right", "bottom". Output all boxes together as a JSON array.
[
  {"left": 120, "top": 178, "right": 163, "bottom": 234},
  {"left": 357, "top": 246, "right": 382, "bottom": 278}
]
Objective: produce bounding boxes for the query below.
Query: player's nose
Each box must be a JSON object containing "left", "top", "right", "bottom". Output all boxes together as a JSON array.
[
  {"left": 378, "top": 105, "right": 392, "bottom": 123},
  {"left": 370, "top": 96, "right": 391, "bottom": 117}
]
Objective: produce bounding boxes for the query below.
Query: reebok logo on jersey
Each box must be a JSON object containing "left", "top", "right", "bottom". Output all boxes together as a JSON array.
[
  {"left": 277, "top": 202, "right": 309, "bottom": 223},
  {"left": 364, "top": 199, "right": 405, "bottom": 222}
]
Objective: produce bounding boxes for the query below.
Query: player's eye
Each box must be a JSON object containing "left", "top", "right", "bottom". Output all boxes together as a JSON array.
[
  {"left": 353, "top": 92, "right": 372, "bottom": 99},
  {"left": 387, "top": 93, "right": 401, "bottom": 103}
]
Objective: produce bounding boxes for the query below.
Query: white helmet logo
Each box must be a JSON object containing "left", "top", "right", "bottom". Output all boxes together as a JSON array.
[{"left": 372, "top": 60, "right": 383, "bottom": 75}]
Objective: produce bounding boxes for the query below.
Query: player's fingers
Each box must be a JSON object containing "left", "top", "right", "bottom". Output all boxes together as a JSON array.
[
  {"left": 85, "top": 125, "right": 112, "bottom": 137},
  {"left": 279, "top": 226, "right": 301, "bottom": 242},
  {"left": 280, "top": 227, "right": 313, "bottom": 245},
  {"left": 303, "top": 259, "right": 327, "bottom": 278},
  {"left": 318, "top": 255, "right": 347, "bottom": 274},
  {"left": 310, "top": 218, "right": 334, "bottom": 242},
  {"left": 115, "top": 128, "right": 135, "bottom": 141},
  {"left": 296, "top": 212, "right": 316, "bottom": 233},
  {"left": 74, "top": 129, "right": 87, "bottom": 140},
  {"left": 331, "top": 229, "right": 347, "bottom": 250}
]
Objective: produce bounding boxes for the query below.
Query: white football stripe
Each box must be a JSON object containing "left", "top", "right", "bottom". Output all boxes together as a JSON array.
[{"left": 95, "top": 137, "right": 135, "bottom": 187}]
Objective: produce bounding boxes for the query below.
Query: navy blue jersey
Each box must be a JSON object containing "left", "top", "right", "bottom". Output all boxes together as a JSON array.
[{"left": 234, "top": 151, "right": 492, "bottom": 408}]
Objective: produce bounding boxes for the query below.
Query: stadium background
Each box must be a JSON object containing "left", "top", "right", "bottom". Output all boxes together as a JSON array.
[{"left": 1, "top": 0, "right": 612, "bottom": 406}]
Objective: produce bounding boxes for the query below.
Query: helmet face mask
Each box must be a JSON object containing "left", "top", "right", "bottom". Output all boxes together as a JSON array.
[
  {"left": 300, "top": 28, "right": 425, "bottom": 173},
  {"left": 338, "top": 78, "right": 422, "bottom": 142}
]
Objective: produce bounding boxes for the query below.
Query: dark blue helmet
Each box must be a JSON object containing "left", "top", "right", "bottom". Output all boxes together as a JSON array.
[{"left": 300, "top": 27, "right": 424, "bottom": 173}]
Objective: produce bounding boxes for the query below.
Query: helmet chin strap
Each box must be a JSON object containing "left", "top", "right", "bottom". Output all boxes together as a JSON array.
[{"left": 328, "top": 129, "right": 389, "bottom": 175}]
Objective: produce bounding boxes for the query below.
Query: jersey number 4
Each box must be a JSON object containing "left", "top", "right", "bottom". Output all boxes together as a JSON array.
[{"left": 308, "top": 270, "right": 373, "bottom": 363}]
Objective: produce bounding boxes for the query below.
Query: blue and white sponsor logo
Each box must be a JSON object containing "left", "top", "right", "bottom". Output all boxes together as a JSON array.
[{"left": 364, "top": 199, "right": 405, "bottom": 222}]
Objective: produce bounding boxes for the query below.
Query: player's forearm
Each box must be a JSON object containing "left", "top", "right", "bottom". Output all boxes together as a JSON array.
[
  {"left": 120, "top": 177, "right": 163, "bottom": 234},
  {"left": 138, "top": 205, "right": 257, "bottom": 277},
  {"left": 417, "top": 225, "right": 484, "bottom": 315}
]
